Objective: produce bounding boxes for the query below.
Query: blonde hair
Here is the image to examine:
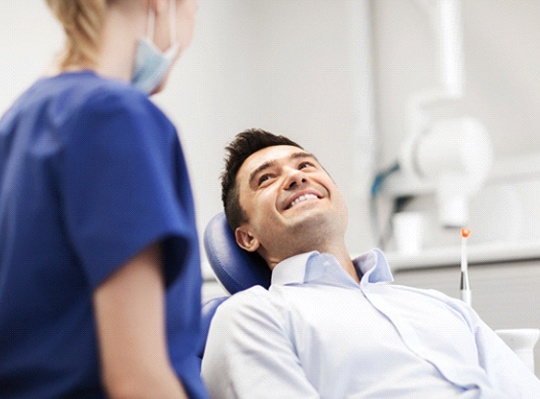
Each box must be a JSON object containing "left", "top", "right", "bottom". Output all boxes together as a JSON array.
[{"left": 45, "top": 0, "right": 108, "bottom": 69}]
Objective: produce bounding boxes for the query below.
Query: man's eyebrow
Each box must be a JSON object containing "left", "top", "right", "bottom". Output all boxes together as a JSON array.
[
  {"left": 248, "top": 160, "right": 276, "bottom": 187},
  {"left": 290, "top": 151, "right": 318, "bottom": 163},
  {"left": 248, "top": 151, "right": 319, "bottom": 187}
]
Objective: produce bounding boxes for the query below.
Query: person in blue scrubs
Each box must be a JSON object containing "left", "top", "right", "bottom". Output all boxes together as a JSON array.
[{"left": 0, "top": 0, "right": 207, "bottom": 398}]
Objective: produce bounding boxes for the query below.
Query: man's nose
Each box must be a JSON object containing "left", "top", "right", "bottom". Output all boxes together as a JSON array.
[{"left": 284, "top": 168, "right": 307, "bottom": 190}]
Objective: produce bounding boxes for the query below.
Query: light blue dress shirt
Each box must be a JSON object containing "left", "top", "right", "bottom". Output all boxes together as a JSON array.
[{"left": 202, "top": 249, "right": 540, "bottom": 398}]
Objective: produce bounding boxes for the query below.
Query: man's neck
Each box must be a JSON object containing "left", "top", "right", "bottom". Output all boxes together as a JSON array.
[
  {"left": 266, "top": 243, "right": 359, "bottom": 283},
  {"left": 334, "top": 252, "right": 359, "bottom": 283}
]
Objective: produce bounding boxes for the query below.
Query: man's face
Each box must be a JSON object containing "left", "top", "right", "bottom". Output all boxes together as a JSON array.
[{"left": 234, "top": 145, "right": 348, "bottom": 263}]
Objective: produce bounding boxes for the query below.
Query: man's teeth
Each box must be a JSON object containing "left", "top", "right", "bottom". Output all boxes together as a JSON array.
[{"left": 290, "top": 194, "right": 318, "bottom": 208}]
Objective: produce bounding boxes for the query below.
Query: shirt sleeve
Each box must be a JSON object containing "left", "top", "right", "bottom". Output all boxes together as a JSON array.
[
  {"left": 472, "top": 312, "right": 540, "bottom": 398},
  {"left": 201, "top": 287, "right": 320, "bottom": 399},
  {"left": 425, "top": 290, "right": 540, "bottom": 396},
  {"left": 60, "top": 89, "right": 192, "bottom": 289}
]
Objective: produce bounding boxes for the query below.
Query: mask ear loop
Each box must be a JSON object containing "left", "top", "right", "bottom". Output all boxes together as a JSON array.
[
  {"left": 168, "top": 0, "right": 177, "bottom": 46},
  {"left": 145, "top": 0, "right": 176, "bottom": 48},
  {"left": 145, "top": 2, "right": 156, "bottom": 41}
]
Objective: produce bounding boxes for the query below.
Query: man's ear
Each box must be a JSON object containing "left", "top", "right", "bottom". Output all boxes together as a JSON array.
[{"left": 235, "top": 226, "right": 260, "bottom": 253}]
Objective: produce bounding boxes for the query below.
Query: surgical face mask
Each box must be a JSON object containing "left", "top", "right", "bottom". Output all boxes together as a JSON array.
[{"left": 131, "top": 0, "right": 179, "bottom": 94}]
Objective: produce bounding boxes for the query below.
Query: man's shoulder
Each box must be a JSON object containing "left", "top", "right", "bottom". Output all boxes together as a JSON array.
[
  {"left": 390, "top": 283, "right": 456, "bottom": 301},
  {"left": 220, "top": 286, "right": 273, "bottom": 309},
  {"left": 389, "top": 283, "right": 473, "bottom": 319},
  {"left": 213, "top": 285, "right": 287, "bottom": 324}
]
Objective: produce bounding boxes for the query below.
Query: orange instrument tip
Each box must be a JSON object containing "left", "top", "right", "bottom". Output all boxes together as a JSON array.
[{"left": 461, "top": 228, "right": 471, "bottom": 238}]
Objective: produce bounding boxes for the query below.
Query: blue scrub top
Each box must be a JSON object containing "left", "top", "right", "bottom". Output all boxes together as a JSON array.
[{"left": 0, "top": 71, "right": 207, "bottom": 398}]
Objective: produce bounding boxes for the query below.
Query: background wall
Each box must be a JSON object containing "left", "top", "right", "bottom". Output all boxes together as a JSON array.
[
  {"left": 2, "top": 0, "right": 540, "bottom": 299},
  {"left": 156, "top": 0, "right": 377, "bottom": 259}
]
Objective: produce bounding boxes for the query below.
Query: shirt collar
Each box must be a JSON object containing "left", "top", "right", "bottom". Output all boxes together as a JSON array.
[
  {"left": 271, "top": 251, "right": 319, "bottom": 286},
  {"left": 355, "top": 248, "right": 394, "bottom": 286},
  {"left": 271, "top": 248, "right": 394, "bottom": 287}
]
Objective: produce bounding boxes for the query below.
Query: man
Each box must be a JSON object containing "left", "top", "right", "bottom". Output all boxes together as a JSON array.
[{"left": 201, "top": 129, "right": 540, "bottom": 398}]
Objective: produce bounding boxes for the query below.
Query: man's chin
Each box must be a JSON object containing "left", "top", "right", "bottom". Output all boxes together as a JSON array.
[{"left": 286, "top": 209, "right": 331, "bottom": 231}]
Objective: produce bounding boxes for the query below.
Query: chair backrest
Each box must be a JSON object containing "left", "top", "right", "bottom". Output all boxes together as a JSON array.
[
  {"left": 196, "top": 295, "right": 228, "bottom": 361},
  {"left": 197, "top": 212, "right": 272, "bottom": 362},
  {"left": 203, "top": 212, "right": 271, "bottom": 295}
]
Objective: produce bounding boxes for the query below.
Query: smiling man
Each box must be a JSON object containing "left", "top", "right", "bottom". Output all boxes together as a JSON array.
[
  {"left": 233, "top": 142, "right": 355, "bottom": 281},
  {"left": 201, "top": 129, "right": 540, "bottom": 399}
]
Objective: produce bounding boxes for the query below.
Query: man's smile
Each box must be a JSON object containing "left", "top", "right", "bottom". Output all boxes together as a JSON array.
[
  {"left": 284, "top": 190, "right": 323, "bottom": 210},
  {"left": 289, "top": 193, "right": 318, "bottom": 209}
]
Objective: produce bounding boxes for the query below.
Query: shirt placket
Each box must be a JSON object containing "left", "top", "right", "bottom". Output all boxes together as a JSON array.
[{"left": 360, "top": 282, "right": 486, "bottom": 392}]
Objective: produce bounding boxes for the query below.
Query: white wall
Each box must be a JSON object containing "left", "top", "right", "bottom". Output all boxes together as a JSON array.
[
  {"left": 154, "top": 0, "right": 378, "bottom": 256},
  {"left": 1, "top": 0, "right": 377, "bottom": 267},
  {"left": 0, "top": 1, "right": 63, "bottom": 112}
]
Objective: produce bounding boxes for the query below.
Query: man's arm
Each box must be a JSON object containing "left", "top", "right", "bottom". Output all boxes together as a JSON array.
[
  {"left": 472, "top": 312, "right": 540, "bottom": 397},
  {"left": 201, "top": 287, "right": 319, "bottom": 399},
  {"left": 93, "top": 243, "right": 188, "bottom": 399}
]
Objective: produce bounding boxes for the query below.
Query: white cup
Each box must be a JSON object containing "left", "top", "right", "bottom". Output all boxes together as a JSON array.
[
  {"left": 392, "top": 212, "right": 424, "bottom": 254},
  {"left": 495, "top": 328, "right": 539, "bottom": 373}
]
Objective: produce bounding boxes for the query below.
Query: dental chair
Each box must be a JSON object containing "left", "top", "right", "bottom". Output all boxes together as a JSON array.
[
  {"left": 197, "top": 212, "right": 271, "bottom": 360},
  {"left": 203, "top": 212, "right": 271, "bottom": 295}
]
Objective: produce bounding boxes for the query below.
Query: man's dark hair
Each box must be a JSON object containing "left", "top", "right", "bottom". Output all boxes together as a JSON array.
[{"left": 221, "top": 128, "right": 303, "bottom": 231}]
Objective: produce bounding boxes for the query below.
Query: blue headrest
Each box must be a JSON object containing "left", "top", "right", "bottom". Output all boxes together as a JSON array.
[{"left": 203, "top": 212, "right": 271, "bottom": 294}]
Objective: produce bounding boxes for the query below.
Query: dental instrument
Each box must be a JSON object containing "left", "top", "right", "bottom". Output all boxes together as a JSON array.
[{"left": 460, "top": 228, "right": 471, "bottom": 305}]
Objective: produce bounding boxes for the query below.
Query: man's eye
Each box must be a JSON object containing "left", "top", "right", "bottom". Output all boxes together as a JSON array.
[
  {"left": 258, "top": 174, "right": 272, "bottom": 186},
  {"left": 299, "top": 162, "right": 314, "bottom": 170}
]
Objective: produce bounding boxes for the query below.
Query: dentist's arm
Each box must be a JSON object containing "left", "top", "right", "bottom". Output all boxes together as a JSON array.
[{"left": 93, "top": 243, "right": 188, "bottom": 399}]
